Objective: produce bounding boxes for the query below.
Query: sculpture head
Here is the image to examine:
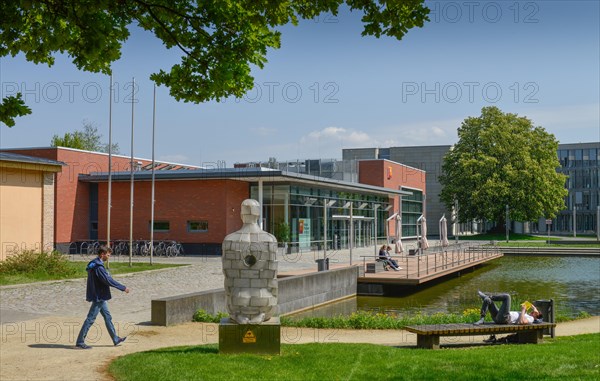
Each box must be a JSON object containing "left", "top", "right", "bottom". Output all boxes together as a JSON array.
[{"left": 241, "top": 199, "right": 260, "bottom": 224}]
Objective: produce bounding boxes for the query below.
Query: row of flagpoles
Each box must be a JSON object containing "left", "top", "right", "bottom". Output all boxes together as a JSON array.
[{"left": 107, "top": 76, "right": 157, "bottom": 266}]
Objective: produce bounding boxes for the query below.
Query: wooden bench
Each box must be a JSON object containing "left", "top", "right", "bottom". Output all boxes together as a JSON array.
[
  {"left": 366, "top": 258, "right": 389, "bottom": 273},
  {"left": 404, "top": 322, "right": 557, "bottom": 349}
]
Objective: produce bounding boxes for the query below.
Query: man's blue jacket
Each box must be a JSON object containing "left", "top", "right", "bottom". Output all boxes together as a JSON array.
[{"left": 85, "top": 257, "right": 126, "bottom": 302}]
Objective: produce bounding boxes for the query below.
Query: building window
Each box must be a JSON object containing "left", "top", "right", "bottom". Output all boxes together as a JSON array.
[
  {"left": 401, "top": 187, "right": 424, "bottom": 238},
  {"left": 188, "top": 220, "right": 208, "bottom": 232},
  {"left": 151, "top": 221, "right": 170, "bottom": 232}
]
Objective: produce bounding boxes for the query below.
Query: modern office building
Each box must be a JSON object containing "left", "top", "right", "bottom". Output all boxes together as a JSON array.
[
  {"left": 343, "top": 145, "right": 454, "bottom": 236},
  {"left": 343, "top": 142, "right": 600, "bottom": 236},
  {"left": 82, "top": 159, "right": 424, "bottom": 254},
  {"left": 553, "top": 142, "right": 600, "bottom": 234}
]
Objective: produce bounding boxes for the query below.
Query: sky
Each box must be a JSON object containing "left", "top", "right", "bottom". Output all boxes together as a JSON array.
[{"left": 1, "top": 1, "right": 599, "bottom": 167}]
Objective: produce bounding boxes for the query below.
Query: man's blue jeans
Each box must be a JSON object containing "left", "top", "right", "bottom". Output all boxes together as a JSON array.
[
  {"left": 76, "top": 301, "right": 119, "bottom": 345},
  {"left": 480, "top": 293, "right": 511, "bottom": 324}
]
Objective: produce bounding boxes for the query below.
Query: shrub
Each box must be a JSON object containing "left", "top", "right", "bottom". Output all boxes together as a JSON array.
[
  {"left": 197, "top": 308, "right": 490, "bottom": 329},
  {"left": 0, "top": 250, "right": 77, "bottom": 277},
  {"left": 193, "top": 309, "right": 228, "bottom": 323}
]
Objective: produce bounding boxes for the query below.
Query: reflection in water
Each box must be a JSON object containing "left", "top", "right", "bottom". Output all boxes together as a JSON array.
[{"left": 290, "top": 256, "right": 600, "bottom": 319}]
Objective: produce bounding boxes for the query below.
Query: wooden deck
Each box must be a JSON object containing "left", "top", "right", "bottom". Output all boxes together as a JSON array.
[
  {"left": 278, "top": 244, "right": 504, "bottom": 288},
  {"left": 357, "top": 245, "right": 504, "bottom": 286}
]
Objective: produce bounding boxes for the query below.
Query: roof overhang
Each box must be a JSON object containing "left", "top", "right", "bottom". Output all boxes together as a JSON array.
[
  {"left": 79, "top": 168, "right": 413, "bottom": 198},
  {"left": 0, "top": 152, "right": 65, "bottom": 172}
]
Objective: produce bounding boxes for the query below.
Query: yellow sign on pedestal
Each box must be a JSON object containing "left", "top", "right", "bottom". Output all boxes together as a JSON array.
[{"left": 243, "top": 330, "right": 256, "bottom": 343}]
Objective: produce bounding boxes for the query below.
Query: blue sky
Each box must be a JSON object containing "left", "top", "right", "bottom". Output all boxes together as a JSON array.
[{"left": 1, "top": 1, "right": 599, "bottom": 166}]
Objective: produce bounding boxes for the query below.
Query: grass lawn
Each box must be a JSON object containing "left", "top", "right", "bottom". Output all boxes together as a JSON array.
[
  {"left": 109, "top": 333, "right": 600, "bottom": 381},
  {"left": 459, "top": 233, "right": 547, "bottom": 241},
  {"left": 496, "top": 241, "right": 600, "bottom": 248},
  {"left": 0, "top": 261, "right": 183, "bottom": 286},
  {"left": 458, "top": 233, "right": 600, "bottom": 247}
]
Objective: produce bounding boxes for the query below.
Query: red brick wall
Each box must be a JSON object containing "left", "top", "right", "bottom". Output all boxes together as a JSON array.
[
  {"left": 97, "top": 179, "right": 249, "bottom": 243},
  {"left": 359, "top": 159, "right": 426, "bottom": 232},
  {"left": 358, "top": 160, "right": 426, "bottom": 191}
]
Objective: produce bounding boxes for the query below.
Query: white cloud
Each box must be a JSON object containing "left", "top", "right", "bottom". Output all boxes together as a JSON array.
[{"left": 301, "top": 126, "right": 374, "bottom": 147}]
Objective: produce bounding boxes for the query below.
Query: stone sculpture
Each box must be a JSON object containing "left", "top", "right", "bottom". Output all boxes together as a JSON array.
[{"left": 222, "top": 199, "right": 278, "bottom": 324}]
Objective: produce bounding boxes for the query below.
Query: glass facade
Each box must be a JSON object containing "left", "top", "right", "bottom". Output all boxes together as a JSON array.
[
  {"left": 555, "top": 146, "right": 600, "bottom": 233},
  {"left": 400, "top": 187, "right": 424, "bottom": 238},
  {"left": 250, "top": 184, "right": 390, "bottom": 251}
]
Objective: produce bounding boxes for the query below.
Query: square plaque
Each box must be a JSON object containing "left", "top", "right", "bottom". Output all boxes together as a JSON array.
[{"left": 218, "top": 317, "right": 281, "bottom": 355}]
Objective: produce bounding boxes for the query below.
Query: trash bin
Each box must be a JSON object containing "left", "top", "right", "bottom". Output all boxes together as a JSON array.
[
  {"left": 533, "top": 299, "right": 555, "bottom": 337},
  {"left": 316, "top": 258, "right": 329, "bottom": 271}
]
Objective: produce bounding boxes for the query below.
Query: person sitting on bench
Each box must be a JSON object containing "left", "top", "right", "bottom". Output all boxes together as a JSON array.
[
  {"left": 474, "top": 291, "right": 542, "bottom": 325},
  {"left": 378, "top": 245, "right": 401, "bottom": 271}
]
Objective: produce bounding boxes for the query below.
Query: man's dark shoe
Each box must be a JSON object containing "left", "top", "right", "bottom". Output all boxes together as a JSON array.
[
  {"left": 477, "top": 290, "right": 488, "bottom": 299},
  {"left": 76, "top": 343, "right": 92, "bottom": 349},
  {"left": 483, "top": 335, "right": 497, "bottom": 343},
  {"left": 114, "top": 336, "right": 127, "bottom": 346}
]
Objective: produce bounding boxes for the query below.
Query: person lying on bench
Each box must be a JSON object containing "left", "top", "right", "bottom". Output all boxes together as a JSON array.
[
  {"left": 474, "top": 291, "right": 542, "bottom": 325},
  {"left": 378, "top": 245, "right": 401, "bottom": 271}
]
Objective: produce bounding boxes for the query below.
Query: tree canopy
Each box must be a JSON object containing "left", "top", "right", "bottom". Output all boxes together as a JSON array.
[
  {"left": 0, "top": 0, "right": 429, "bottom": 127},
  {"left": 51, "top": 121, "right": 120, "bottom": 153},
  {"left": 439, "top": 106, "right": 567, "bottom": 227}
]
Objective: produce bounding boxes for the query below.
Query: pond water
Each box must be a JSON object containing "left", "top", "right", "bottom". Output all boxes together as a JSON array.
[{"left": 290, "top": 256, "right": 600, "bottom": 319}]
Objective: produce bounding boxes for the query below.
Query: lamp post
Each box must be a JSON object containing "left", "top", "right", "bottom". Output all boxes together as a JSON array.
[
  {"left": 128, "top": 77, "right": 135, "bottom": 267},
  {"left": 572, "top": 205, "right": 576, "bottom": 238},
  {"left": 453, "top": 198, "right": 459, "bottom": 244},
  {"left": 597, "top": 205, "right": 600, "bottom": 241},
  {"left": 505, "top": 204, "right": 510, "bottom": 243}
]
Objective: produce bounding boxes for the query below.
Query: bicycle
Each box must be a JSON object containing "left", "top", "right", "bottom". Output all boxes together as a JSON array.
[{"left": 166, "top": 241, "right": 184, "bottom": 257}]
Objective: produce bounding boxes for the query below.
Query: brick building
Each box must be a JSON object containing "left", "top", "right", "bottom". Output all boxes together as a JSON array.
[{"left": 1, "top": 147, "right": 426, "bottom": 255}]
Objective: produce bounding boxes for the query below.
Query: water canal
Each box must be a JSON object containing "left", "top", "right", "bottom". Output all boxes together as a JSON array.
[{"left": 291, "top": 256, "right": 600, "bottom": 319}]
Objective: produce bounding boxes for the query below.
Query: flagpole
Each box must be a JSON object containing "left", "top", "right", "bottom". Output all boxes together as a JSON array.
[
  {"left": 150, "top": 84, "right": 156, "bottom": 265},
  {"left": 129, "top": 77, "right": 135, "bottom": 267},
  {"left": 107, "top": 74, "right": 113, "bottom": 254}
]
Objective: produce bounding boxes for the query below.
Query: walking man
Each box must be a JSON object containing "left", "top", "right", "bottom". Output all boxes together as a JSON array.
[{"left": 76, "top": 245, "right": 130, "bottom": 349}]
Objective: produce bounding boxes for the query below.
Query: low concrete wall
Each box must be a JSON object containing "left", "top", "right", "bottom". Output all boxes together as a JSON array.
[{"left": 151, "top": 266, "right": 359, "bottom": 326}]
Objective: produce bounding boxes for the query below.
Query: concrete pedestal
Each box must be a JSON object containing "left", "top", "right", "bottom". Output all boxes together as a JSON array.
[{"left": 219, "top": 317, "right": 280, "bottom": 355}]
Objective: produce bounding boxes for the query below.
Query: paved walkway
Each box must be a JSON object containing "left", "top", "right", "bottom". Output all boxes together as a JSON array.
[{"left": 0, "top": 247, "right": 366, "bottom": 324}]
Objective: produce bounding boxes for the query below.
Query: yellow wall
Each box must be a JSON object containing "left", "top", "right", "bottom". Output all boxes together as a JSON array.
[{"left": 0, "top": 167, "right": 43, "bottom": 260}]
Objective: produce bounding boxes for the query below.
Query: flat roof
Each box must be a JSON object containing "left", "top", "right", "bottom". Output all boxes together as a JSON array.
[
  {"left": 0, "top": 151, "right": 65, "bottom": 167},
  {"left": 3, "top": 146, "right": 201, "bottom": 169},
  {"left": 80, "top": 167, "right": 413, "bottom": 197}
]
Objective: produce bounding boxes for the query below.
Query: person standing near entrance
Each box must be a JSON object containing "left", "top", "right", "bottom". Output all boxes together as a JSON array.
[{"left": 76, "top": 245, "right": 130, "bottom": 349}]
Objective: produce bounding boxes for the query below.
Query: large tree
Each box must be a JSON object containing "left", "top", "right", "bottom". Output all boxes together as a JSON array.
[
  {"left": 51, "top": 121, "right": 120, "bottom": 153},
  {"left": 0, "top": 0, "right": 430, "bottom": 127},
  {"left": 439, "top": 106, "right": 567, "bottom": 229}
]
